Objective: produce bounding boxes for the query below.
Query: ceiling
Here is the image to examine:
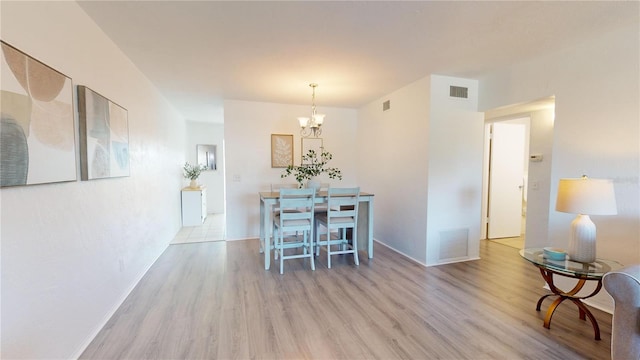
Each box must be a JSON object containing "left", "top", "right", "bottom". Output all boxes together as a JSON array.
[{"left": 77, "top": 1, "right": 637, "bottom": 123}]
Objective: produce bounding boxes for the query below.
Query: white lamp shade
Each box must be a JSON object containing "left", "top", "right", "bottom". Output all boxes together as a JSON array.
[
  {"left": 313, "top": 114, "right": 325, "bottom": 125},
  {"left": 556, "top": 177, "right": 617, "bottom": 215},
  {"left": 298, "top": 117, "right": 309, "bottom": 127}
]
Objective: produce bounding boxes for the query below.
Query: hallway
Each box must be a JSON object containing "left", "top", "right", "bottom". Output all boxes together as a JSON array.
[{"left": 170, "top": 213, "right": 225, "bottom": 244}]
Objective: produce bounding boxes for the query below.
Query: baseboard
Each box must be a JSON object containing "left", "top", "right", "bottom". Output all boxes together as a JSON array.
[
  {"left": 373, "top": 240, "right": 428, "bottom": 267},
  {"left": 70, "top": 243, "right": 170, "bottom": 359}
]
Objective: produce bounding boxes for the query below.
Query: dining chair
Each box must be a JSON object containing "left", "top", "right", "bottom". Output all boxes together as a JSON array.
[
  {"left": 315, "top": 187, "right": 360, "bottom": 269},
  {"left": 273, "top": 188, "right": 316, "bottom": 274},
  {"left": 313, "top": 182, "right": 331, "bottom": 214}
]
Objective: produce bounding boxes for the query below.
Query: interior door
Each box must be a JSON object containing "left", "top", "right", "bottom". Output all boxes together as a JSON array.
[{"left": 488, "top": 123, "right": 526, "bottom": 239}]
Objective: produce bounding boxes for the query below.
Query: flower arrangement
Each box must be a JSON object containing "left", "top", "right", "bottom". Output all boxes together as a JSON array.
[
  {"left": 281, "top": 149, "right": 342, "bottom": 188},
  {"left": 183, "top": 162, "right": 207, "bottom": 180}
]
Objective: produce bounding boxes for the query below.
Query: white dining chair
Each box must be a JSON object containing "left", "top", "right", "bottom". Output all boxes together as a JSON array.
[
  {"left": 315, "top": 187, "right": 360, "bottom": 269},
  {"left": 273, "top": 188, "right": 316, "bottom": 274}
]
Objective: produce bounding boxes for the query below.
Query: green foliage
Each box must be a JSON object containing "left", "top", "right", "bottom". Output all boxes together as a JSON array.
[
  {"left": 183, "top": 162, "right": 207, "bottom": 180},
  {"left": 281, "top": 149, "right": 342, "bottom": 187}
]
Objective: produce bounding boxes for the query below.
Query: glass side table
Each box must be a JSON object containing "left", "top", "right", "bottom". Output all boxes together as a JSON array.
[{"left": 520, "top": 248, "right": 623, "bottom": 340}]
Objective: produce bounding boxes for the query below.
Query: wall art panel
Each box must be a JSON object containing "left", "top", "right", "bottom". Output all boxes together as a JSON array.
[
  {"left": 271, "top": 134, "right": 293, "bottom": 168},
  {"left": 77, "top": 86, "right": 129, "bottom": 180},
  {"left": 0, "top": 41, "right": 77, "bottom": 187}
]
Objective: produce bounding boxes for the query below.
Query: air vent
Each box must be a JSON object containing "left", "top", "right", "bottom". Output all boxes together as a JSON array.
[
  {"left": 382, "top": 100, "right": 391, "bottom": 111},
  {"left": 439, "top": 228, "right": 469, "bottom": 260},
  {"left": 449, "top": 86, "right": 468, "bottom": 99}
]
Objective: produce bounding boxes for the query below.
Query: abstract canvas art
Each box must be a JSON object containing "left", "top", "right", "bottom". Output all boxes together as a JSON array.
[
  {"left": 0, "top": 41, "right": 77, "bottom": 187},
  {"left": 77, "top": 86, "right": 130, "bottom": 180},
  {"left": 271, "top": 134, "right": 293, "bottom": 168}
]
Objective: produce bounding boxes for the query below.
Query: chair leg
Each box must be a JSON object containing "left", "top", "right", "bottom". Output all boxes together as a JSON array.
[
  {"left": 280, "top": 238, "right": 284, "bottom": 274},
  {"left": 327, "top": 231, "right": 332, "bottom": 269},
  {"left": 273, "top": 226, "right": 278, "bottom": 260},
  {"left": 308, "top": 230, "right": 315, "bottom": 271},
  {"left": 352, "top": 228, "right": 359, "bottom": 266},
  {"left": 315, "top": 223, "right": 321, "bottom": 257}
]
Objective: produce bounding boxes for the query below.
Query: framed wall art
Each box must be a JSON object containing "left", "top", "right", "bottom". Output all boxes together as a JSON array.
[
  {"left": 271, "top": 134, "right": 293, "bottom": 168},
  {"left": 197, "top": 144, "right": 217, "bottom": 170},
  {"left": 0, "top": 41, "right": 77, "bottom": 187},
  {"left": 301, "top": 137, "right": 323, "bottom": 164},
  {"left": 77, "top": 85, "right": 130, "bottom": 180}
]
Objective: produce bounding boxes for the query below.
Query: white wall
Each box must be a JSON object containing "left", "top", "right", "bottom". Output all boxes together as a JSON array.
[
  {"left": 223, "top": 100, "right": 358, "bottom": 240},
  {"left": 426, "top": 75, "right": 483, "bottom": 265},
  {"left": 356, "top": 75, "right": 482, "bottom": 265},
  {"left": 1, "top": 2, "right": 186, "bottom": 358},
  {"left": 479, "top": 23, "right": 639, "bottom": 311},
  {"left": 357, "top": 78, "right": 431, "bottom": 263},
  {"left": 185, "top": 121, "right": 225, "bottom": 214},
  {"left": 524, "top": 108, "right": 555, "bottom": 247}
]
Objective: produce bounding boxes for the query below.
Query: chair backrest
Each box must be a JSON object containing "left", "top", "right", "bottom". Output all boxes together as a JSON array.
[
  {"left": 278, "top": 188, "right": 316, "bottom": 228},
  {"left": 325, "top": 187, "right": 360, "bottom": 228}
]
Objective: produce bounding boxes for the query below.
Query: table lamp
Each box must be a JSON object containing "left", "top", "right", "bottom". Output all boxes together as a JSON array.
[{"left": 555, "top": 175, "right": 617, "bottom": 263}]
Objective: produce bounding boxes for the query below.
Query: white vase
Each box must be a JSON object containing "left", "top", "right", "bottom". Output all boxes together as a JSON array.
[
  {"left": 189, "top": 179, "right": 198, "bottom": 189},
  {"left": 306, "top": 178, "right": 321, "bottom": 193}
]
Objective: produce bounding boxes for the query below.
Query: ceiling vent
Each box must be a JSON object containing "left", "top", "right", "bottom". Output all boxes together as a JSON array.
[
  {"left": 449, "top": 86, "right": 468, "bottom": 99},
  {"left": 382, "top": 100, "right": 391, "bottom": 111}
]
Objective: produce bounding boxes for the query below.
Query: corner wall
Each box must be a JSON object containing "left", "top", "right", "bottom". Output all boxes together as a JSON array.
[
  {"left": 426, "top": 75, "right": 483, "bottom": 265},
  {"left": 1, "top": 2, "right": 186, "bottom": 358}
]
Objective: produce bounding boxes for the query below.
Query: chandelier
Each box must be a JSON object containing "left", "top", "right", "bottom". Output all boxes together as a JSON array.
[{"left": 298, "top": 83, "right": 325, "bottom": 138}]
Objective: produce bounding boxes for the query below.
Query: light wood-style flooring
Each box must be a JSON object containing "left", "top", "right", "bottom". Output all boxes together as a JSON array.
[{"left": 81, "top": 239, "right": 611, "bottom": 359}]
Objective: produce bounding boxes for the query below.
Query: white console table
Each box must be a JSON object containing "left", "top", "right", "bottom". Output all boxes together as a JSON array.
[{"left": 181, "top": 186, "right": 207, "bottom": 226}]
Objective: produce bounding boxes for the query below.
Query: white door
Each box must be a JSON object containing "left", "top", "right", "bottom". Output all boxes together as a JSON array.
[{"left": 488, "top": 123, "right": 526, "bottom": 239}]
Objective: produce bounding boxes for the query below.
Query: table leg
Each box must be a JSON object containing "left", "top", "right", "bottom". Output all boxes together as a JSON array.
[
  {"left": 356, "top": 199, "right": 373, "bottom": 259},
  {"left": 368, "top": 197, "right": 374, "bottom": 258},
  {"left": 261, "top": 199, "right": 271, "bottom": 270},
  {"left": 570, "top": 298, "right": 601, "bottom": 340},
  {"left": 259, "top": 198, "right": 265, "bottom": 254},
  {"left": 543, "top": 296, "right": 566, "bottom": 329},
  {"left": 535, "top": 267, "right": 603, "bottom": 340}
]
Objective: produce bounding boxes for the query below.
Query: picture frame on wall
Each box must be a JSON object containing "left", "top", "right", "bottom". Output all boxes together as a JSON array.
[
  {"left": 0, "top": 41, "right": 77, "bottom": 187},
  {"left": 77, "top": 85, "right": 130, "bottom": 180},
  {"left": 271, "top": 134, "right": 293, "bottom": 168},
  {"left": 301, "top": 137, "right": 323, "bottom": 164},
  {"left": 197, "top": 144, "right": 217, "bottom": 170}
]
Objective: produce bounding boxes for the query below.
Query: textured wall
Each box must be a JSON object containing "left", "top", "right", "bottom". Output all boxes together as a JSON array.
[{"left": 1, "top": 2, "right": 186, "bottom": 358}]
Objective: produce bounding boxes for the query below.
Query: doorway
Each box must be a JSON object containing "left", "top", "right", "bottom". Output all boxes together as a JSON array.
[
  {"left": 481, "top": 96, "right": 556, "bottom": 250},
  {"left": 171, "top": 121, "right": 227, "bottom": 245},
  {"left": 485, "top": 118, "right": 530, "bottom": 249}
]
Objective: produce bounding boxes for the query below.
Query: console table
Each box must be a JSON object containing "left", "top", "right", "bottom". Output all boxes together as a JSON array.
[
  {"left": 520, "top": 248, "right": 622, "bottom": 340},
  {"left": 181, "top": 186, "right": 207, "bottom": 226}
]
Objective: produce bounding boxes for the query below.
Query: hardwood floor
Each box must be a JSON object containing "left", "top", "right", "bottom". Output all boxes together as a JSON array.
[{"left": 81, "top": 240, "right": 612, "bottom": 359}]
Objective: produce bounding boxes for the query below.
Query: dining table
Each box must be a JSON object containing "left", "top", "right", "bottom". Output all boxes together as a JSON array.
[{"left": 259, "top": 190, "right": 375, "bottom": 270}]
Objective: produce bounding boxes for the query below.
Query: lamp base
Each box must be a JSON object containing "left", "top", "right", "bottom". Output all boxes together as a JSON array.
[{"left": 567, "top": 214, "right": 596, "bottom": 263}]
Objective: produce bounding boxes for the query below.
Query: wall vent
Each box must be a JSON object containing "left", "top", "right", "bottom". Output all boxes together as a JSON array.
[
  {"left": 382, "top": 100, "right": 391, "bottom": 111},
  {"left": 449, "top": 86, "right": 468, "bottom": 99},
  {"left": 438, "top": 228, "right": 469, "bottom": 260}
]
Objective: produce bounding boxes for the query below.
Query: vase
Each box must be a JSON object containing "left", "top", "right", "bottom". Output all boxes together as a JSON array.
[
  {"left": 190, "top": 179, "right": 198, "bottom": 189},
  {"left": 306, "top": 178, "right": 321, "bottom": 193}
]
